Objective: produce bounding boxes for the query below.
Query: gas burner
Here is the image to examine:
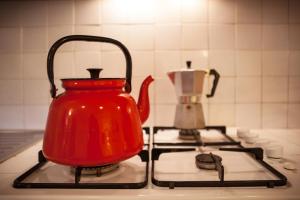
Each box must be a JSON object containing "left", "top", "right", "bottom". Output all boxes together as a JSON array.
[
  {"left": 195, "top": 153, "right": 222, "bottom": 170},
  {"left": 179, "top": 129, "right": 200, "bottom": 140},
  {"left": 71, "top": 163, "right": 119, "bottom": 177}
]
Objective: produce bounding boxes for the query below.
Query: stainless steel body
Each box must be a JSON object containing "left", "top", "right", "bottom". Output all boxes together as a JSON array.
[{"left": 174, "top": 103, "right": 205, "bottom": 129}]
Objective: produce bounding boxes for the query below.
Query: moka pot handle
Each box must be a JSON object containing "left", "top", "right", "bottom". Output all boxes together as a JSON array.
[
  {"left": 47, "top": 35, "right": 132, "bottom": 98},
  {"left": 206, "top": 69, "right": 220, "bottom": 98}
]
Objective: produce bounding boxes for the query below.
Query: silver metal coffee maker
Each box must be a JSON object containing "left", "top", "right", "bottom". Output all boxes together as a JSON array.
[{"left": 167, "top": 61, "right": 220, "bottom": 139}]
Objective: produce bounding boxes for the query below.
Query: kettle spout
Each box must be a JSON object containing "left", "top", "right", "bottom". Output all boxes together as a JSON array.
[{"left": 137, "top": 75, "right": 154, "bottom": 124}]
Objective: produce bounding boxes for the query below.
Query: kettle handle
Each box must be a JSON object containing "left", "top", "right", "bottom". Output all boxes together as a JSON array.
[
  {"left": 206, "top": 69, "right": 220, "bottom": 98},
  {"left": 47, "top": 35, "right": 132, "bottom": 98}
]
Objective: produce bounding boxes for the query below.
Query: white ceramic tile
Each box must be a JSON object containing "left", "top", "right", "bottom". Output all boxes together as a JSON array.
[
  {"left": 0, "top": 80, "right": 23, "bottom": 105},
  {"left": 289, "top": 51, "right": 300, "bottom": 76},
  {"left": 154, "top": 51, "right": 181, "bottom": 77},
  {"left": 208, "top": 103, "right": 235, "bottom": 126},
  {"left": 289, "top": 77, "right": 300, "bottom": 103},
  {"left": 289, "top": 25, "right": 300, "bottom": 50},
  {"left": 101, "top": 51, "right": 126, "bottom": 78},
  {"left": 154, "top": 78, "right": 177, "bottom": 104},
  {"left": 262, "top": 103, "right": 287, "bottom": 128},
  {"left": 24, "top": 80, "right": 49, "bottom": 105},
  {"left": 75, "top": 0, "right": 101, "bottom": 25},
  {"left": 0, "top": 53, "right": 22, "bottom": 79},
  {"left": 263, "top": 77, "right": 288, "bottom": 102},
  {"left": 132, "top": 51, "right": 154, "bottom": 77},
  {"left": 236, "top": 25, "right": 262, "bottom": 50},
  {"left": 236, "top": 51, "right": 261, "bottom": 76},
  {"left": 24, "top": 105, "right": 48, "bottom": 129},
  {"left": 236, "top": 77, "right": 261, "bottom": 103},
  {"left": 75, "top": 51, "right": 101, "bottom": 78},
  {"left": 262, "top": 0, "right": 288, "bottom": 24},
  {"left": 21, "top": 0, "right": 47, "bottom": 26},
  {"left": 288, "top": 104, "right": 300, "bottom": 128},
  {"left": 143, "top": 104, "right": 154, "bottom": 127},
  {"left": 131, "top": 76, "right": 154, "bottom": 105},
  {"left": 181, "top": 0, "right": 208, "bottom": 23},
  {"left": 0, "top": 106, "right": 23, "bottom": 129},
  {"left": 236, "top": 0, "right": 262, "bottom": 23},
  {"left": 209, "top": 50, "right": 235, "bottom": 76},
  {"left": 209, "top": 0, "right": 235, "bottom": 23},
  {"left": 262, "top": 25, "right": 288, "bottom": 50},
  {"left": 209, "top": 25, "right": 235, "bottom": 50},
  {"left": 155, "top": 25, "right": 181, "bottom": 50},
  {"left": 262, "top": 51, "right": 288, "bottom": 76},
  {"left": 23, "top": 53, "right": 47, "bottom": 80},
  {"left": 74, "top": 25, "right": 102, "bottom": 51},
  {"left": 181, "top": 24, "right": 208, "bottom": 50},
  {"left": 54, "top": 52, "right": 75, "bottom": 79},
  {"left": 236, "top": 104, "right": 261, "bottom": 128},
  {"left": 289, "top": 0, "right": 300, "bottom": 23},
  {"left": 101, "top": 25, "right": 128, "bottom": 50},
  {"left": 0, "top": 1, "right": 21, "bottom": 26},
  {"left": 0, "top": 28, "right": 21, "bottom": 53},
  {"left": 48, "top": 26, "right": 74, "bottom": 52},
  {"left": 102, "top": 0, "right": 130, "bottom": 23},
  {"left": 48, "top": 0, "right": 74, "bottom": 25},
  {"left": 181, "top": 51, "right": 209, "bottom": 69},
  {"left": 23, "top": 27, "right": 47, "bottom": 52},
  {"left": 127, "top": 0, "right": 155, "bottom": 24},
  {"left": 127, "top": 25, "right": 154, "bottom": 50},
  {"left": 208, "top": 77, "right": 235, "bottom": 103},
  {"left": 154, "top": 0, "right": 181, "bottom": 23},
  {"left": 154, "top": 104, "right": 176, "bottom": 126}
]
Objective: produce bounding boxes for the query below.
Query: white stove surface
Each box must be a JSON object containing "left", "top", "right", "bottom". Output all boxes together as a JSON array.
[{"left": 1, "top": 128, "right": 300, "bottom": 200}]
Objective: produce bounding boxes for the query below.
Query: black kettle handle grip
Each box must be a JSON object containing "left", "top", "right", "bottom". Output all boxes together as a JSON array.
[
  {"left": 206, "top": 69, "right": 220, "bottom": 98},
  {"left": 47, "top": 35, "right": 132, "bottom": 98}
]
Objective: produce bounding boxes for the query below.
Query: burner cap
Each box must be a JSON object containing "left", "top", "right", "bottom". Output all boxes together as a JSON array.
[
  {"left": 71, "top": 163, "right": 119, "bottom": 176},
  {"left": 179, "top": 129, "right": 200, "bottom": 140},
  {"left": 195, "top": 153, "right": 222, "bottom": 170}
]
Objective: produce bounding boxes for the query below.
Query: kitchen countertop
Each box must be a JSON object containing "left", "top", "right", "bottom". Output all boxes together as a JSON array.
[{"left": 0, "top": 128, "right": 300, "bottom": 200}]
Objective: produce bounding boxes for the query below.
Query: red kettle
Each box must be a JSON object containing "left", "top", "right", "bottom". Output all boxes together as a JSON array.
[{"left": 42, "top": 35, "right": 154, "bottom": 167}]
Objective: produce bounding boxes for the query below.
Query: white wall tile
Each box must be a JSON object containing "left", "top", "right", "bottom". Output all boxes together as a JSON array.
[
  {"left": 209, "top": 50, "right": 235, "bottom": 76},
  {"left": 208, "top": 103, "right": 235, "bottom": 126},
  {"left": 154, "top": 0, "right": 181, "bottom": 23},
  {"left": 209, "top": 0, "right": 235, "bottom": 23},
  {"left": 289, "top": 25, "right": 300, "bottom": 50},
  {"left": 154, "top": 104, "right": 176, "bottom": 126},
  {"left": 154, "top": 51, "right": 181, "bottom": 77},
  {"left": 24, "top": 105, "right": 48, "bottom": 129},
  {"left": 263, "top": 77, "right": 288, "bottom": 102},
  {"left": 24, "top": 80, "right": 49, "bottom": 105},
  {"left": 154, "top": 78, "right": 177, "bottom": 104},
  {"left": 288, "top": 104, "right": 300, "bottom": 128},
  {"left": 289, "top": 0, "right": 300, "bottom": 23},
  {"left": 208, "top": 77, "right": 235, "bottom": 103},
  {"left": 262, "top": 51, "right": 288, "bottom": 76},
  {"left": 0, "top": 106, "right": 23, "bottom": 129},
  {"left": 54, "top": 52, "right": 74, "bottom": 79},
  {"left": 0, "top": 1, "right": 21, "bottom": 26},
  {"left": 127, "top": 25, "right": 154, "bottom": 50},
  {"left": 236, "top": 103, "right": 261, "bottom": 128},
  {"left": 132, "top": 51, "right": 154, "bottom": 77},
  {"left": 75, "top": 0, "right": 101, "bottom": 25},
  {"left": 102, "top": 25, "right": 128, "bottom": 50},
  {"left": 21, "top": 1, "right": 47, "bottom": 26},
  {"left": 23, "top": 27, "right": 47, "bottom": 52},
  {"left": 131, "top": 76, "right": 154, "bottom": 104},
  {"left": 0, "top": 54, "right": 22, "bottom": 80},
  {"left": 75, "top": 52, "right": 101, "bottom": 77},
  {"left": 236, "top": 51, "right": 261, "bottom": 76},
  {"left": 262, "top": 103, "right": 287, "bottom": 128},
  {"left": 236, "top": 77, "right": 261, "bottom": 103},
  {"left": 181, "top": 51, "right": 209, "bottom": 69},
  {"left": 23, "top": 53, "right": 47, "bottom": 80},
  {"left": 74, "top": 26, "right": 102, "bottom": 51},
  {"left": 181, "top": 0, "right": 208, "bottom": 23},
  {"left": 236, "top": 25, "right": 262, "bottom": 50},
  {"left": 209, "top": 25, "right": 235, "bottom": 49},
  {"left": 100, "top": 51, "right": 125, "bottom": 78},
  {"left": 262, "top": 25, "right": 288, "bottom": 50},
  {"left": 262, "top": 0, "right": 288, "bottom": 24},
  {"left": 181, "top": 24, "right": 208, "bottom": 50},
  {"left": 155, "top": 25, "right": 181, "bottom": 50},
  {"left": 289, "top": 51, "right": 300, "bottom": 76},
  {"left": 0, "top": 28, "right": 21, "bottom": 53},
  {"left": 48, "top": 0, "right": 74, "bottom": 25},
  {"left": 102, "top": 0, "right": 129, "bottom": 24},
  {"left": 289, "top": 77, "right": 300, "bottom": 103},
  {"left": 48, "top": 26, "right": 74, "bottom": 52},
  {"left": 0, "top": 80, "right": 23, "bottom": 105},
  {"left": 236, "top": 0, "right": 262, "bottom": 23}
]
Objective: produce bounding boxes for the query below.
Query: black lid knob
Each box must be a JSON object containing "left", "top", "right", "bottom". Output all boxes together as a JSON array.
[
  {"left": 186, "top": 61, "right": 192, "bottom": 69},
  {"left": 87, "top": 68, "right": 103, "bottom": 79}
]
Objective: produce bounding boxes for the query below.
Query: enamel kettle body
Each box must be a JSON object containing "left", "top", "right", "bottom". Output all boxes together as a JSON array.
[{"left": 43, "top": 35, "right": 153, "bottom": 167}]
